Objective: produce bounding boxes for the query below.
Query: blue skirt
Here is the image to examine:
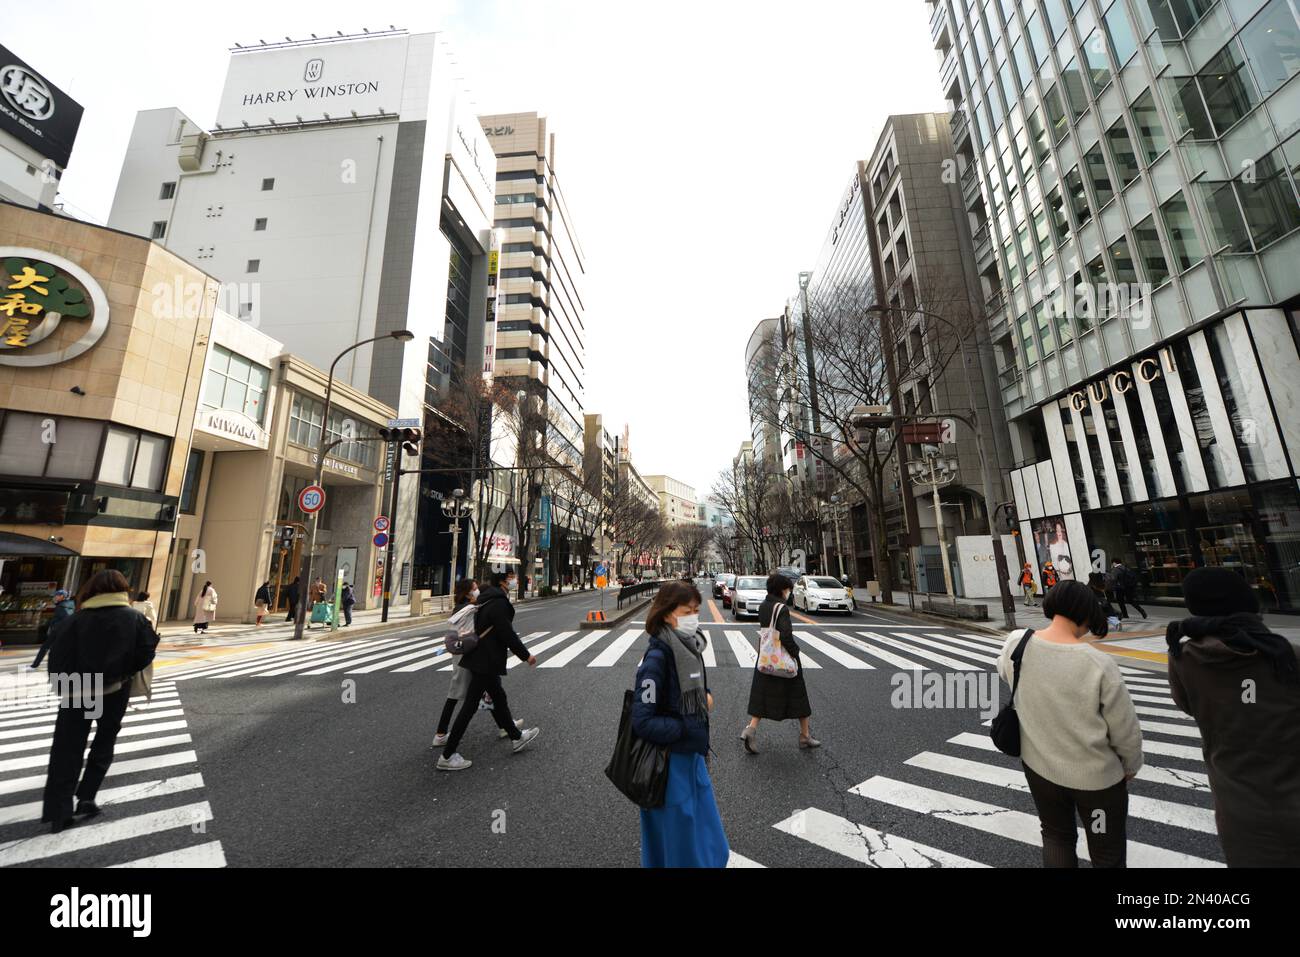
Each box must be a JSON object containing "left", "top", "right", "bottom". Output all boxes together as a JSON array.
[{"left": 640, "top": 752, "right": 729, "bottom": 868}]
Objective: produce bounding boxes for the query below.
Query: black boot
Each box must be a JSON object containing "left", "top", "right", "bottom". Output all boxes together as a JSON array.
[
  {"left": 74, "top": 799, "right": 101, "bottom": 818},
  {"left": 50, "top": 817, "right": 76, "bottom": 834}
]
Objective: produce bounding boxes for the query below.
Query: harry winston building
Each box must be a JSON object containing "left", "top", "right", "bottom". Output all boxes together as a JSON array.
[{"left": 927, "top": 0, "right": 1300, "bottom": 610}]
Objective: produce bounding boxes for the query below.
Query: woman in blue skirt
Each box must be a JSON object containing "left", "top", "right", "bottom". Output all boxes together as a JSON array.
[{"left": 632, "top": 580, "right": 729, "bottom": 867}]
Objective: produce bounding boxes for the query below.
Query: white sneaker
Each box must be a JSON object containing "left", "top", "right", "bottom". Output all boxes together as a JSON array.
[
  {"left": 498, "top": 719, "right": 525, "bottom": 739},
  {"left": 431, "top": 732, "right": 449, "bottom": 748},
  {"left": 512, "top": 727, "right": 540, "bottom": 753},
  {"left": 436, "top": 753, "right": 472, "bottom": 771}
]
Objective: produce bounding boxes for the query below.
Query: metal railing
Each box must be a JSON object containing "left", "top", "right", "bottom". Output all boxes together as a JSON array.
[{"left": 617, "top": 579, "right": 662, "bottom": 609}]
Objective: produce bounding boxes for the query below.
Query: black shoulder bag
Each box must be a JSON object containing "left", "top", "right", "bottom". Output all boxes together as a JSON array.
[
  {"left": 990, "top": 629, "right": 1034, "bottom": 756},
  {"left": 604, "top": 651, "right": 671, "bottom": 809}
]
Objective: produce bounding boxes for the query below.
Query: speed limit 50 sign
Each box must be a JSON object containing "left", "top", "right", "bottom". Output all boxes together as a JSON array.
[{"left": 298, "top": 485, "right": 326, "bottom": 514}]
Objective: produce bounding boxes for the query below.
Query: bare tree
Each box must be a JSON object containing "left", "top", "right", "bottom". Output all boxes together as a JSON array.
[
  {"left": 666, "top": 522, "right": 715, "bottom": 576},
  {"left": 709, "top": 456, "right": 778, "bottom": 573}
]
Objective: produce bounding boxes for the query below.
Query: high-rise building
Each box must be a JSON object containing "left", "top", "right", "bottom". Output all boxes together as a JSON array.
[
  {"left": 0, "top": 43, "right": 83, "bottom": 211},
  {"left": 106, "top": 29, "right": 499, "bottom": 597},
  {"left": 480, "top": 112, "right": 587, "bottom": 469},
  {"left": 928, "top": 0, "right": 1300, "bottom": 608},
  {"left": 744, "top": 318, "right": 783, "bottom": 472}
]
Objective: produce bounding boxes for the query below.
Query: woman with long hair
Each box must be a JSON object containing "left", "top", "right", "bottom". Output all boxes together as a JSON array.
[
  {"left": 741, "top": 573, "right": 818, "bottom": 754},
  {"left": 41, "top": 570, "right": 159, "bottom": 833},
  {"left": 997, "top": 578, "right": 1142, "bottom": 867},
  {"left": 632, "top": 580, "right": 728, "bottom": 867},
  {"left": 193, "top": 581, "right": 217, "bottom": 634}
]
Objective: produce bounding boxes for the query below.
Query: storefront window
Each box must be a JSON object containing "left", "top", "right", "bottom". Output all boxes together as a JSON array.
[
  {"left": 0, "top": 412, "right": 50, "bottom": 476},
  {"left": 1118, "top": 380, "right": 1161, "bottom": 497},
  {"left": 1129, "top": 499, "right": 1193, "bottom": 602}
]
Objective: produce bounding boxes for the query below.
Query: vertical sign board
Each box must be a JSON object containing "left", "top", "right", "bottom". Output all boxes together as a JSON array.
[
  {"left": 0, "top": 45, "right": 84, "bottom": 169},
  {"left": 539, "top": 495, "right": 552, "bottom": 550},
  {"left": 483, "top": 232, "right": 500, "bottom": 380}
]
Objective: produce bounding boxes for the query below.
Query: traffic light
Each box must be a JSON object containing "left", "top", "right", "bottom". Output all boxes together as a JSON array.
[
  {"left": 378, "top": 427, "right": 422, "bottom": 457},
  {"left": 852, "top": 404, "right": 893, "bottom": 444}
]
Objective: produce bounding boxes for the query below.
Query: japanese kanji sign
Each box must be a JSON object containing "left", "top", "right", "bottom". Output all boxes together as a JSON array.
[{"left": 0, "top": 248, "right": 108, "bottom": 367}]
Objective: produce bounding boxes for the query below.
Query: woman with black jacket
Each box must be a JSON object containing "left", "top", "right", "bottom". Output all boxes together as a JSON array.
[
  {"left": 41, "top": 570, "right": 159, "bottom": 833},
  {"left": 741, "top": 573, "right": 819, "bottom": 753},
  {"left": 632, "top": 580, "right": 729, "bottom": 867}
]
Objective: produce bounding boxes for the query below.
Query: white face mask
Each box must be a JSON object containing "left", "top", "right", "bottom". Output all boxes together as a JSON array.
[{"left": 674, "top": 613, "right": 700, "bottom": 633}]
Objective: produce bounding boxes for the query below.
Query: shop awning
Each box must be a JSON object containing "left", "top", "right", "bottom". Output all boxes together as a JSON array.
[{"left": 0, "top": 532, "right": 78, "bottom": 558}]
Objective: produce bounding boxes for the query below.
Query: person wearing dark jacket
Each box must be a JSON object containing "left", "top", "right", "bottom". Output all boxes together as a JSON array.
[
  {"left": 285, "top": 577, "right": 300, "bottom": 622},
  {"left": 438, "top": 571, "right": 538, "bottom": 770},
  {"left": 741, "top": 573, "right": 818, "bottom": 753},
  {"left": 1166, "top": 567, "right": 1300, "bottom": 867},
  {"left": 41, "top": 570, "right": 158, "bottom": 833},
  {"left": 632, "top": 580, "right": 728, "bottom": 867},
  {"left": 340, "top": 582, "right": 356, "bottom": 626},
  {"left": 1108, "top": 560, "right": 1147, "bottom": 620},
  {"left": 30, "top": 589, "right": 75, "bottom": 669},
  {"left": 254, "top": 581, "right": 272, "bottom": 626}
]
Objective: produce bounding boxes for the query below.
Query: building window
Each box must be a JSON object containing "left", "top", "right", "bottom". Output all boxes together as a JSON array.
[
  {"left": 261, "top": 178, "right": 275, "bottom": 191},
  {"left": 1027, "top": 109, "right": 1051, "bottom": 163},
  {"left": 150, "top": 221, "right": 167, "bottom": 240},
  {"left": 1237, "top": 148, "right": 1300, "bottom": 248},
  {"left": 287, "top": 393, "right": 376, "bottom": 468},
  {"left": 1082, "top": 31, "right": 1112, "bottom": 94},
  {"left": 1131, "top": 91, "right": 1168, "bottom": 163},
  {"left": 160, "top": 182, "right": 176, "bottom": 200},
  {"left": 1061, "top": 58, "right": 1090, "bottom": 118},
  {"left": 247, "top": 259, "right": 260, "bottom": 273},
  {"left": 1047, "top": 186, "right": 1070, "bottom": 240},
  {"left": 1148, "top": 0, "right": 1218, "bottom": 39},
  {"left": 203, "top": 344, "right": 271, "bottom": 425},
  {"left": 1044, "top": 84, "right": 1070, "bottom": 143},
  {"left": 1133, "top": 215, "right": 1171, "bottom": 286},
  {"left": 1065, "top": 166, "right": 1091, "bottom": 226},
  {"left": 1043, "top": 0, "right": 1069, "bottom": 39},
  {"left": 238, "top": 302, "right": 255, "bottom": 320},
  {"left": 1103, "top": 3, "right": 1139, "bottom": 66},
  {"left": 180, "top": 449, "right": 203, "bottom": 514},
  {"left": 254, "top": 217, "right": 268, "bottom": 231},
  {"left": 1240, "top": 0, "right": 1300, "bottom": 96},
  {"left": 1160, "top": 193, "right": 1204, "bottom": 273},
  {"left": 1026, "top": 11, "right": 1050, "bottom": 65},
  {"left": 1106, "top": 119, "right": 1141, "bottom": 188},
  {"left": 1109, "top": 235, "right": 1139, "bottom": 283},
  {"left": 1084, "top": 144, "right": 1114, "bottom": 207},
  {"left": 93, "top": 426, "right": 170, "bottom": 491}
]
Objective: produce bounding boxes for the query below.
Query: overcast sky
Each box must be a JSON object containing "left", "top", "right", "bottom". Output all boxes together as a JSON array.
[{"left": 9, "top": 0, "right": 945, "bottom": 497}]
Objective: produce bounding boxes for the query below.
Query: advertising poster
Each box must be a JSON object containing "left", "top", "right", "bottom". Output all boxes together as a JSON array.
[{"left": 1033, "top": 516, "right": 1074, "bottom": 581}]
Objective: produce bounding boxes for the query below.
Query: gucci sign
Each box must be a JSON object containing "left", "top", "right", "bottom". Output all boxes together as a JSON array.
[{"left": 1068, "top": 347, "right": 1177, "bottom": 413}]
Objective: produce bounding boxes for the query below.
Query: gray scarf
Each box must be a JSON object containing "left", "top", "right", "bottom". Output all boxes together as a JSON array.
[{"left": 659, "top": 625, "right": 708, "bottom": 718}]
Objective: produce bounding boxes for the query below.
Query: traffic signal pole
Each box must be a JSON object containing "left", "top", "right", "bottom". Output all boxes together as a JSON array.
[{"left": 381, "top": 447, "right": 401, "bottom": 622}]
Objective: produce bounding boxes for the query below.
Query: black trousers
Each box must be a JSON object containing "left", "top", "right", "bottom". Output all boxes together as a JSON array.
[
  {"left": 1113, "top": 589, "right": 1146, "bottom": 619},
  {"left": 42, "top": 685, "right": 132, "bottom": 823},
  {"left": 442, "top": 672, "right": 519, "bottom": 758},
  {"left": 342, "top": 603, "right": 353, "bottom": 625},
  {"left": 31, "top": 629, "right": 54, "bottom": 668},
  {"left": 286, "top": 601, "right": 297, "bottom": 622},
  {"left": 1023, "top": 762, "right": 1129, "bottom": 867}
]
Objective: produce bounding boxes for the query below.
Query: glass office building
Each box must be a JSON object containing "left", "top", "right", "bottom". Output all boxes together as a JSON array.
[{"left": 928, "top": 0, "right": 1300, "bottom": 608}]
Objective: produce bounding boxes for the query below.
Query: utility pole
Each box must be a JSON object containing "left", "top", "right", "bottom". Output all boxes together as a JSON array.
[{"left": 379, "top": 425, "right": 422, "bottom": 622}]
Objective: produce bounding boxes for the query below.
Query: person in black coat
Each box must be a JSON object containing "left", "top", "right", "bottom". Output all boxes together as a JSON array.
[
  {"left": 41, "top": 570, "right": 158, "bottom": 833},
  {"left": 437, "top": 571, "right": 539, "bottom": 771},
  {"left": 285, "top": 577, "right": 300, "bottom": 622},
  {"left": 741, "top": 573, "right": 819, "bottom": 753}
]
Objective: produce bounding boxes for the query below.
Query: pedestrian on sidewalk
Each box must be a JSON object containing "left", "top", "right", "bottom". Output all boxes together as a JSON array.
[
  {"left": 30, "top": 589, "right": 74, "bottom": 669},
  {"left": 1166, "top": 567, "right": 1300, "bottom": 867},
  {"left": 438, "top": 571, "right": 539, "bottom": 771},
  {"left": 285, "top": 577, "right": 300, "bottom": 622},
  {"left": 193, "top": 582, "right": 218, "bottom": 634},
  {"left": 1041, "top": 562, "right": 1059, "bottom": 593},
  {"left": 310, "top": 576, "right": 327, "bottom": 606},
  {"left": 632, "top": 579, "right": 728, "bottom": 867},
  {"left": 1108, "top": 560, "right": 1147, "bottom": 620},
  {"left": 340, "top": 582, "right": 355, "bottom": 626},
  {"left": 254, "top": 580, "right": 271, "bottom": 626},
  {"left": 997, "top": 579, "right": 1142, "bottom": 868},
  {"left": 131, "top": 591, "right": 158, "bottom": 632},
  {"left": 432, "top": 579, "right": 524, "bottom": 750},
  {"left": 1088, "top": 572, "right": 1122, "bottom": 632},
  {"left": 741, "top": 573, "right": 819, "bottom": 754},
  {"left": 41, "top": 570, "right": 158, "bottom": 833},
  {"left": 1018, "top": 563, "right": 1037, "bottom": 607}
]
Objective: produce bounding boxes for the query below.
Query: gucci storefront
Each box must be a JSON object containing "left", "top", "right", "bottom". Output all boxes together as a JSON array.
[{"left": 1010, "top": 304, "right": 1300, "bottom": 611}]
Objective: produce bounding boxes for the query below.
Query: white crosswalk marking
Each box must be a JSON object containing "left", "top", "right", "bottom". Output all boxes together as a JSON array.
[
  {"left": 773, "top": 807, "right": 988, "bottom": 867},
  {"left": 587, "top": 629, "right": 644, "bottom": 668},
  {"left": 0, "top": 773, "right": 206, "bottom": 827},
  {"left": 944, "top": 732, "right": 1211, "bottom": 790},
  {"left": 857, "top": 632, "right": 983, "bottom": 670},
  {"left": 824, "top": 631, "right": 927, "bottom": 671},
  {"left": 111, "top": 840, "right": 227, "bottom": 868},
  {"left": 300, "top": 637, "right": 445, "bottom": 676},
  {"left": 891, "top": 633, "right": 998, "bottom": 665},
  {"left": 793, "top": 632, "right": 875, "bottom": 669},
  {"left": 0, "top": 801, "right": 214, "bottom": 866},
  {"left": 509, "top": 631, "right": 576, "bottom": 668},
  {"left": 257, "top": 636, "right": 437, "bottom": 677},
  {"left": 723, "top": 630, "right": 757, "bottom": 668},
  {"left": 347, "top": 641, "right": 450, "bottom": 674},
  {"left": 539, "top": 632, "right": 605, "bottom": 668},
  {"left": 702, "top": 634, "right": 717, "bottom": 668},
  {"left": 170, "top": 636, "right": 399, "bottom": 679}
]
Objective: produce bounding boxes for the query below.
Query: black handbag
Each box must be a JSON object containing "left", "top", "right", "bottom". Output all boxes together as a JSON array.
[
  {"left": 604, "top": 688, "right": 670, "bottom": 809},
  {"left": 990, "top": 629, "right": 1034, "bottom": 756}
]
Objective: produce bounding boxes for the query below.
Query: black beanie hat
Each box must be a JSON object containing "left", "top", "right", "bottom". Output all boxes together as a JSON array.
[{"left": 1181, "top": 567, "right": 1259, "bottom": 617}]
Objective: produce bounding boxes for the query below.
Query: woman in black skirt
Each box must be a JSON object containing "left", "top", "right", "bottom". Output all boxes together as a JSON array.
[{"left": 741, "top": 573, "right": 820, "bottom": 753}]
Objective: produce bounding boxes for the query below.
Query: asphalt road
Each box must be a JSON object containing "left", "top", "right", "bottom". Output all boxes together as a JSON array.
[{"left": 0, "top": 581, "right": 1223, "bottom": 868}]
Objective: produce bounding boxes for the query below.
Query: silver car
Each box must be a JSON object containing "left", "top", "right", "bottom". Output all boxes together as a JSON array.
[{"left": 730, "top": 576, "right": 768, "bottom": 620}]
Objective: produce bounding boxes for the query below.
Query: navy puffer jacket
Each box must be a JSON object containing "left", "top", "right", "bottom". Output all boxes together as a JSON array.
[{"left": 631, "top": 633, "right": 710, "bottom": 756}]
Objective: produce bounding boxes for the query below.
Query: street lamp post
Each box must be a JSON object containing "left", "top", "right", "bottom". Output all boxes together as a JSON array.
[
  {"left": 441, "top": 488, "right": 473, "bottom": 596},
  {"left": 293, "top": 329, "right": 414, "bottom": 640},
  {"left": 829, "top": 494, "right": 847, "bottom": 580},
  {"left": 906, "top": 446, "right": 960, "bottom": 614}
]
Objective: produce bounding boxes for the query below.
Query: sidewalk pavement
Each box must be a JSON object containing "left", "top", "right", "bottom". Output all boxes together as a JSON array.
[{"left": 156, "top": 605, "right": 435, "bottom": 645}]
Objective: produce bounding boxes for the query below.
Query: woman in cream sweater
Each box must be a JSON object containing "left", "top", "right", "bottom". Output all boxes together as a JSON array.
[{"left": 997, "top": 579, "right": 1143, "bottom": 867}]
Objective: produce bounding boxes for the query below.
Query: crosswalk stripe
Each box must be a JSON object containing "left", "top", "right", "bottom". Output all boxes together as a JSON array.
[
  {"left": 0, "top": 733, "right": 192, "bottom": 774},
  {"left": 440, "top": 632, "right": 548, "bottom": 672},
  {"left": 175, "top": 635, "right": 407, "bottom": 679},
  {"left": 539, "top": 633, "right": 605, "bottom": 668},
  {"left": 723, "top": 631, "right": 757, "bottom": 668},
  {"left": 944, "top": 732, "right": 1210, "bottom": 790},
  {"left": 825, "top": 631, "right": 926, "bottom": 670},
  {"left": 0, "top": 750, "right": 198, "bottom": 799},
  {"left": 0, "top": 694, "right": 180, "bottom": 728},
  {"left": 348, "top": 641, "right": 450, "bottom": 674},
  {"left": 0, "top": 801, "right": 213, "bottom": 866},
  {"left": 773, "top": 807, "right": 988, "bottom": 868},
  {"left": 921, "top": 632, "right": 1010, "bottom": 658},
  {"left": 0, "top": 719, "right": 189, "bottom": 756},
  {"left": 893, "top": 633, "right": 998, "bottom": 665},
  {"left": 1135, "top": 705, "right": 1193, "bottom": 720},
  {"left": 510, "top": 632, "right": 576, "bottom": 668},
  {"left": 1139, "top": 738, "right": 1205, "bottom": 761},
  {"left": 958, "top": 633, "right": 1009, "bottom": 648},
  {"left": 903, "top": 752, "right": 1216, "bottom": 832},
  {"left": 0, "top": 773, "right": 206, "bottom": 827},
  {"left": 299, "top": 637, "right": 446, "bottom": 676},
  {"left": 0, "top": 688, "right": 180, "bottom": 718},
  {"left": 858, "top": 633, "right": 983, "bottom": 671},
  {"left": 794, "top": 632, "right": 875, "bottom": 669},
  {"left": 702, "top": 634, "right": 717, "bottom": 668},
  {"left": 393, "top": 648, "right": 461, "bottom": 673},
  {"left": 1139, "top": 719, "right": 1201, "bottom": 739},
  {"left": 111, "top": 840, "right": 227, "bottom": 868},
  {"left": 0, "top": 707, "right": 187, "bottom": 741},
  {"left": 849, "top": 776, "right": 1222, "bottom": 867},
  {"left": 167, "top": 640, "right": 384, "bottom": 680},
  {"left": 1130, "top": 693, "right": 1177, "bottom": 706},
  {"left": 251, "top": 636, "right": 436, "bottom": 677},
  {"left": 587, "top": 629, "right": 644, "bottom": 668},
  {"left": 725, "top": 850, "right": 765, "bottom": 868}
]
